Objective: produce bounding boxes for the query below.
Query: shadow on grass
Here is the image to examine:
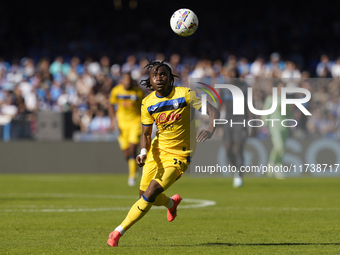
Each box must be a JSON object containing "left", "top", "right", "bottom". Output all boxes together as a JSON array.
[
  {"left": 200, "top": 243, "right": 340, "bottom": 246},
  {"left": 119, "top": 243, "right": 340, "bottom": 248}
]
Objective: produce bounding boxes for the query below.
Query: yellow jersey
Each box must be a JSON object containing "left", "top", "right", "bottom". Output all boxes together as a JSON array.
[
  {"left": 109, "top": 84, "right": 144, "bottom": 125},
  {"left": 141, "top": 85, "right": 202, "bottom": 158}
]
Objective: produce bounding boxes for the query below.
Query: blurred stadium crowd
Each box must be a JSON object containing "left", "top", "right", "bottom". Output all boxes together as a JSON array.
[
  {"left": 0, "top": 52, "right": 339, "bottom": 140},
  {"left": 1, "top": 0, "right": 340, "bottom": 140}
]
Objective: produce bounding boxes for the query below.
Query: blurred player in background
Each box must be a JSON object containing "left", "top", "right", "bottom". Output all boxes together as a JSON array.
[
  {"left": 107, "top": 58, "right": 220, "bottom": 247},
  {"left": 262, "top": 82, "right": 291, "bottom": 178},
  {"left": 108, "top": 72, "right": 144, "bottom": 186},
  {"left": 221, "top": 68, "right": 252, "bottom": 188}
]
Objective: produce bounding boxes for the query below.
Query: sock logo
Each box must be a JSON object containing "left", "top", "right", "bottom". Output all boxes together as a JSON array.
[{"left": 137, "top": 206, "right": 147, "bottom": 213}]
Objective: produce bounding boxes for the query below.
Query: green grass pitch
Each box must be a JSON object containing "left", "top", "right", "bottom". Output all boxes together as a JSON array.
[{"left": 1, "top": 174, "right": 339, "bottom": 254}]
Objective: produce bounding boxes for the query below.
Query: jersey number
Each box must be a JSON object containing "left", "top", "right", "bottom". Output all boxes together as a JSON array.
[{"left": 173, "top": 158, "right": 182, "bottom": 165}]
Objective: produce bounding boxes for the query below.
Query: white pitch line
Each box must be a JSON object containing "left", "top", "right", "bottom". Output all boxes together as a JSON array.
[
  {"left": 2, "top": 207, "right": 133, "bottom": 213},
  {"left": 1, "top": 193, "right": 137, "bottom": 199},
  {"left": 181, "top": 198, "right": 217, "bottom": 208},
  {"left": 0, "top": 193, "right": 216, "bottom": 213},
  {"left": 2, "top": 194, "right": 338, "bottom": 212},
  {"left": 213, "top": 206, "right": 340, "bottom": 211}
]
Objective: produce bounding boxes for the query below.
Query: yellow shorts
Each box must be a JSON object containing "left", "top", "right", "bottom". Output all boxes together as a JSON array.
[
  {"left": 118, "top": 120, "right": 141, "bottom": 150},
  {"left": 140, "top": 147, "right": 190, "bottom": 192}
]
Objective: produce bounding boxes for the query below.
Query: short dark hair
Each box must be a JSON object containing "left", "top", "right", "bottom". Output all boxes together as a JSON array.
[{"left": 140, "top": 56, "right": 178, "bottom": 91}]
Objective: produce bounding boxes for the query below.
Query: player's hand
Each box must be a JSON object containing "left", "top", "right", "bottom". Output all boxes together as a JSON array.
[
  {"left": 136, "top": 154, "right": 146, "bottom": 167},
  {"left": 109, "top": 122, "right": 116, "bottom": 132},
  {"left": 196, "top": 130, "right": 212, "bottom": 143}
]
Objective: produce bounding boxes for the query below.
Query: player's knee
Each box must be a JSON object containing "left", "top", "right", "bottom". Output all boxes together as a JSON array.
[
  {"left": 125, "top": 149, "right": 136, "bottom": 161},
  {"left": 144, "top": 181, "right": 164, "bottom": 201},
  {"left": 123, "top": 150, "right": 129, "bottom": 160},
  {"left": 129, "top": 143, "right": 138, "bottom": 155},
  {"left": 147, "top": 185, "right": 163, "bottom": 197}
]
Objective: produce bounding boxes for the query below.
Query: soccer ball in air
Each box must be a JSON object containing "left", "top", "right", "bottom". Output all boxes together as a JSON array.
[{"left": 170, "top": 8, "right": 199, "bottom": 37}]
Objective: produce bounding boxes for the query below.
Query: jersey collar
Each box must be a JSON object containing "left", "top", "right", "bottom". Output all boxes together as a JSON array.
[{"left": 155, "top": 85, "right": 173, "bottom": 98}]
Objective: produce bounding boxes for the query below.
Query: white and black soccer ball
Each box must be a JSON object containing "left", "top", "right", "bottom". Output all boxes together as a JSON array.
[{"left": 170, "top": 8, "right": 199, "bottom": 37}]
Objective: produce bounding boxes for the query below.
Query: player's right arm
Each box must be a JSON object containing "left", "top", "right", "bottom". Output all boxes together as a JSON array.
[
  {"left": 108, "top": 103, "right": 116, "bottom": 131},
  {"left": 136, "top": 124, "right": 152, "bottom": 167},
  {"left": 136, "top": 98, "right": 154, "bottom": 167},
  {"left": 108, "top": 88, "right": 117, "bottom": 131}
]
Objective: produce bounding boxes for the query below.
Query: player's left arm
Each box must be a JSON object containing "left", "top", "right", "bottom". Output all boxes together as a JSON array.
[{"left": 196, "top": 103, "right": 220, "bottom": 143}]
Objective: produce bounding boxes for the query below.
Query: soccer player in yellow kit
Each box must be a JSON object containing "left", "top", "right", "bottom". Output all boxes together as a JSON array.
[
  {"left": 108, "top": 72, "right": 144, "bottom": 186},
  {"left": 107, "top": 59, "right": 220, "bottom": 247}
]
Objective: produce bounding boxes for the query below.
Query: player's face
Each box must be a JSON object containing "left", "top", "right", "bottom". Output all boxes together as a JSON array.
[
  {"left": 122, "top": 73, "right": 132, "bottom": 90},
  {"left": 150, "top": 65, "right": 171, "bottom": 96}
]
